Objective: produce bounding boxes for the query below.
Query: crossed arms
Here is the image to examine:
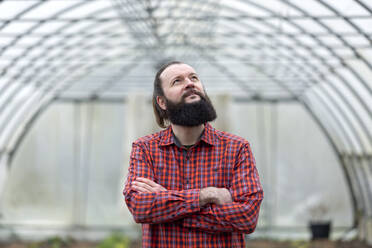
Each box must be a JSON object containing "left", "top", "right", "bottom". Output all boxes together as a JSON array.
[{"left": 124, "top": 142, "right": 263, "bottom": 233}]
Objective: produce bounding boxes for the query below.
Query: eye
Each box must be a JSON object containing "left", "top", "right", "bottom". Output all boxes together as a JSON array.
[
  {"left": 172, "top": 79, "right": 181, "bottom": 85},
  {"left": 191, "top": 75, "right": 198, "bottom": 81}
]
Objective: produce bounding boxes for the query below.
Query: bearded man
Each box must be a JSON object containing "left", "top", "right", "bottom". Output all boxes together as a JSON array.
[{"left": 124, "top": 61, "right": 263, "bottom": 248}]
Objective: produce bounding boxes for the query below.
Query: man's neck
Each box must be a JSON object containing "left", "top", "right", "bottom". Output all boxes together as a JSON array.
[{"left": 171, "top": 123, "right": 205, "bottom": 146}]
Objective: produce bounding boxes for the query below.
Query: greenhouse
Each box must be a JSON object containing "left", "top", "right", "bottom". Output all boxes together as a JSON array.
[{"left": 0, "top": 0, "right": 371, "bottom": 247}]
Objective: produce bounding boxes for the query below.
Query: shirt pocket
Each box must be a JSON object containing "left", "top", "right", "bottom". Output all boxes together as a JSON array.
[
  {"left": 213, "top": 160, "right": 233, "bottom": 188},
  {"left": 153, "top": 151, "right": 182, "bottom": 190}
]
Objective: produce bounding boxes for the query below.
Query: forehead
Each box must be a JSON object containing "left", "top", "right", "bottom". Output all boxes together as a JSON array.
[{"left": 160, "top": 63, "right": 197, "bottom": 83}]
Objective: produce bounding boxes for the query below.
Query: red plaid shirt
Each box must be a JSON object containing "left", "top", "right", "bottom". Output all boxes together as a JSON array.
[{"left": 124, "top": 123, "right": 263, "bottom": 247}]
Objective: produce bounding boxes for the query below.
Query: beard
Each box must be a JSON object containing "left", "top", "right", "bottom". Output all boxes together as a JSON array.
[{"left": 164, "top": 90, "right": 217, "bottom": 127}]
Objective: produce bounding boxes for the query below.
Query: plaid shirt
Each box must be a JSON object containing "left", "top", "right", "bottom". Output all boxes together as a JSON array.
[{"left": 124, "top": 123, "right": 263, "bottom": 247}]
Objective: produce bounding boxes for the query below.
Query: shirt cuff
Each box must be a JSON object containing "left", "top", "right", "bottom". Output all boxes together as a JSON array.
[{"left": 185, "top": 188, "right": 201, "bottom": 212}]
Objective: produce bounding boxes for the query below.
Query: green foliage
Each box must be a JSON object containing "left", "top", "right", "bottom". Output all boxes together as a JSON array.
[
  {"left": 289, "top": 240, "right": 310, "bottom": 248},
  {"left": 27, "top": 236, "right": 73, "bottom": 248},
  {"left": 97, "top": 233, "right": 130, "bottom": 248}
]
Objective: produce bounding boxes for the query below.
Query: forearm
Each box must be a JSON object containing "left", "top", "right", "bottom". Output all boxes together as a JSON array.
[
  {"left": 125, "top": 188, "right": 201, "bottom": 224},
  {"left": 184, "top": 192, "right": 263, "bottom": 233}
]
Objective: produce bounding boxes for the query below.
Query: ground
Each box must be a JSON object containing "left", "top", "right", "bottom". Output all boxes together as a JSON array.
[{"left": 0, "top": 239, "right": 371, "bottom": 248}]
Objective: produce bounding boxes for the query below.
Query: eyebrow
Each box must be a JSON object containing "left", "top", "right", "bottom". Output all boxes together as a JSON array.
[{"left": 170, "top": 72, "right": 198, "bottom": 82}]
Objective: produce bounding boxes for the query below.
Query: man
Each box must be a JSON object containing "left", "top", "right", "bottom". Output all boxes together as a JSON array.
[{"left": 124, "top": 61, "right": 263, "bottom": 247}]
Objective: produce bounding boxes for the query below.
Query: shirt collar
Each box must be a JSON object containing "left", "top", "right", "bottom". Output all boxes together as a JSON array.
[{"left": 159, "top": 123, "right": 217, "bottom": 147}]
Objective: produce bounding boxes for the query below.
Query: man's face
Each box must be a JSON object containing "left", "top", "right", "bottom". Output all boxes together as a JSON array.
[
  {"left": 156, "top": 63, "right": 217, "bottom": 127},
  {"left": 158, "top": 63, "right": 205, "bottom": 106}
]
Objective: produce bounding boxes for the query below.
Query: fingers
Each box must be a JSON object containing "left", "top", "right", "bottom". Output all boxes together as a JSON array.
[
  {"left": 132, "top": 183, "right": 151, "bottom": 193},
  {"left": 217, "top": 188, "right": 233, "bottom": 204},
  {"left": 132, "top": 177, "right": 167, "bottom": 193},
  {"left": 136, "top": 177, "right": 158, "bottom": 187},
  {"left": 133, "top": 181, "right": 155, "bottom": 192}
]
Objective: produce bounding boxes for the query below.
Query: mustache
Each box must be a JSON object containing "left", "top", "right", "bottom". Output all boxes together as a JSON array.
[{"left": 182, "top": 89, "right": 203, "bottom": 99}]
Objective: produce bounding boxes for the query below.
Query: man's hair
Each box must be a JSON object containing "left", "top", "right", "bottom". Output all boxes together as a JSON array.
[{"left": 152, "top": 61, "right": 183, "bottom": 128}]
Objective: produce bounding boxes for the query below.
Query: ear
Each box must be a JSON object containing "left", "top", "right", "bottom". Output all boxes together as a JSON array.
[{"left": 156, "top": 96, "right": 167, "bottom": 111}]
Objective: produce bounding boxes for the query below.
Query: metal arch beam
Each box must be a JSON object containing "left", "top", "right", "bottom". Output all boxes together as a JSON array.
[
  {"left": 4, "top": 14, "right": 372, "bottom": 23},
  {"left": 277, "top": 0, "right": 372, "bottom": 102},
  {"left": 7, "top": 58, "right": 144, "bottom": 166},
  {"left": 231, "top": 0, "right": 372, "bottom": 115},
  {"left": 0, "top": 0, "right": 92, "bottom": 68},
  {"left": 0, "top": 5, "right": 153, "bottom": 147},
  {"left": 0, "top": 48, "right": 144, "bottom": 153},
  {"left": 268, "top": 1, "right": 372, "bottom": 211},
  {"left": 0, "top": 27, "right": 136, "bottom": 113},
  {"left": 0, "top": 51, "right": 145, "bottom": 165},
  {"left": 316, "top": 0, "right": 372, "bottom": 74},
  {"left": 0, "top": 1, "right": 108, "bottom": 115},
  {"left": 0, "top": 1, "right": 352, "bottom": 101},
  {"left": 198, "top": 46, "right": 368, "bottom": 157},
  {"left": 311, "top": 86, "right": 372, "bottom": 215},
  {"left": 221, "top": 0, "right": 371, "bottom": 157},
  {"left": 0, "top": 0, "right": 370, "bottom": 153},
  {"left": 0, "top": 0, "right": 212, "bottom": 145},
  {"left": 0, "top": 0, "right": 50, "bottom": 91},
  {"left": 2, "top": 29, "right": 372, "bottom": 39},
  {"left": 222, "top": 0, "right": 372, "bottom": 122},
  {"left": 0, "top": 3, "right": 217, "bottom": 113},
  {"left": 0, "top": 1, "right": 370, "bottom": 161},
  {"left": 203, "top": 0, "right": 372, "bottom": 135},
  {"left": 204, "top": 11, "right": 372, "bottom": 149},
  {"left": 219, "top": 43, "right": 372, "bottom": 216},
  {"left": 0, "top": 7, "right": 136, "bottom": 130},
  {"left": 0, "top": 6, "right": 119, "bottom": 89},
  {"left": 195, "top": 46, "right": 363, "bottom": 227}
]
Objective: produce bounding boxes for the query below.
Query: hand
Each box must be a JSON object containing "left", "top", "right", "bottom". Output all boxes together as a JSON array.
[
  {"left": 199, "top": 187, "right": 232, "bottom": 207},
  {"left": 132, "top": 177, "right": 167, "bottom": 193}
]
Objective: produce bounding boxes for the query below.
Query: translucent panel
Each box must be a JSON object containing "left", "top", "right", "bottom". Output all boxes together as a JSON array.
[
  {"left": 0, "top": 21, "right": 36, "bottom": 34},
  {"left": 342, "top": 157, "right": 365, "bottom": 211},
  {"left": 26, "top": 47, "right": 46, "bottom": 58},
  {"left": 313, "top": 47, "right": 333, "bottom": 57},
  {"left": 1, "top": 47, "right": 27, "bottom": 58},
  {"left": 351, "top": 18, "right": 372, "bottom": 32},
  {"left": 276, "top": 35, "right": 298, "bottom": 47},
  {"left": 303, "top": 92, "right": 347, "bottom": 152},
  {"left": 293, "top": 19, "right": 328, "bottom": 33},
  {"left": 296, "top": 35, "right": 322, "bottom": 47},
  {"left": 30, "top": 21, "right": 67, "bottom": 34},
  {"left": 314, "top": 85, "right": 361, "bottom": 152},
  {"left": 13, "top": 84, "right": 36, "bottom": 103},
  {"left": 333, "top": 47, "right": 356, "bottom": 58},
  {"left": 0, "top": 1, "right": 39, "bottom": 19},
  {"left": 361, "top": 159, "right": 372, "bottom": 216},
  {"left": 0, "top": 37, "right": 15, "bottom": 46},
  {"left": 224, "top": 0, "right": 268, "bottom": 16},
  {"left": 60, "top": 1, "right": 112, "bottom": 18},
  {"left": 292, "top": 0, "right": 334, "bottom": 16},
  {"left": 358, "top": 0, "right": 372, "bottom": 10},
  {"left": 16, "top": 36, "right": 43, "bottom": 46},
  {"left": 249, "top": 0, "right": 292, "bottom": 13},
  {"left": 60, "top": 21, "right": 102, "bottom": 34},
  {"left": 321, "top": 19, "right": 358, "bottom": 33},
  {"left": 278, "top": 20, "right": 302, "bottom": 33},
  {"left": 347, "top": 56, "right": 372, "bottom": 90},
  {"left": 293, "top": 47, "right": 313, "bottom": 57},
  {"left": 322, "top": 0, "right": 371, "bottom": 15},
  {"left": 321, "top": 82, "right": 370, "bottom": 153},
  {"left": 21, "top": 1, "right": 78, "bottom": 19},
  {"left": 352, "top": 159, "right": 371, "bottom": 212},
  {"left": 343, "top": 35, "right": 371, "bottom": 46},
  {"left": 43, "top": 36, "right": 64, "bottom": 46},
  {"left": 318, "top": 36, "right": 345, "bottom": 47}
]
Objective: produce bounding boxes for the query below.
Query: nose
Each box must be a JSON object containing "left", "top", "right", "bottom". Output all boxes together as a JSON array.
[{"left": 184, "top": 78, "right": 195, "bottom": 89}]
